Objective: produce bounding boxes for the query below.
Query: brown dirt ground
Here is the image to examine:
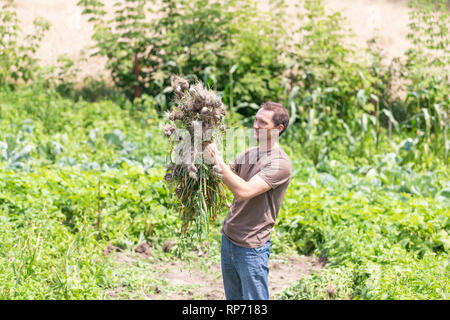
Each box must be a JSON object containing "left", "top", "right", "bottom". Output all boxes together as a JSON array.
[{"left": 108, "top": 249, "right": 325, "bottom": 300}]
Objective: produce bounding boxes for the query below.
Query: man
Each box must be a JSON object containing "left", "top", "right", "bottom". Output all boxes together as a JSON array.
[{"left": 204, "top": 101, "right": 292, "bottom": 300}]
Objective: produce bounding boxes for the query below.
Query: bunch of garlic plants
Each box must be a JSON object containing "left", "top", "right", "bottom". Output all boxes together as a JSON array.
[{"left": 163, "top": 75, "right": 227, "bottom": 237}]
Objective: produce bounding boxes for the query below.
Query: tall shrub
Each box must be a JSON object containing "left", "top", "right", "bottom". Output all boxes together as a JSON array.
[
  {"left": 78, "top": 0, "right": 289, "bottom": 112},
  {"left": 404, "top": 0, "right": 449, "bottom": 162},
  {"left": 0, "top": 0, "right": 50, "bottom": 87}
]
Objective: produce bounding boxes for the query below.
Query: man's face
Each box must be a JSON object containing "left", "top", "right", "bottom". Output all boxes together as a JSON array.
[{"left": 253, "top": 109, "right": 279, "bottom": 143}]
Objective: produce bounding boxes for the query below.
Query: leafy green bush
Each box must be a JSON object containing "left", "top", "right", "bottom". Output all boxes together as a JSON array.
[
  {"left": 0, "top": 0, "right": 50, "bottom": 87},
  {"left": 402, "top": 0, "right": 449, "bottom": 163},
  {"left": 279, "top": 251, "right": 449, "bottom": 300},
  {"left": 77, "top": 0, "right": 288, "bottom": 110},
  {"left": 0, "top": 86, "right": 167, "bottom": 170},
  {"left": 275, "top": 155, "right": 449, "bottom": 299}
]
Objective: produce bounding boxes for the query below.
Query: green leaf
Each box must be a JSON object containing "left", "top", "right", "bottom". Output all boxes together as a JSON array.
[
  {"left": 363, "top": 103, "right": 375, "bottom": 113},
  {"left": 382, "top": 109, "right": 399, "bottom": 132}
]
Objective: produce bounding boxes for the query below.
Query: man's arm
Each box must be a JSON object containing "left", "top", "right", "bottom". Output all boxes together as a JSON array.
[
  {"left": 205, "top": 143, "right": 271, "bottom": 202},
  {"left": 217, "top": 156, "right": 271, "bottom": 202}
]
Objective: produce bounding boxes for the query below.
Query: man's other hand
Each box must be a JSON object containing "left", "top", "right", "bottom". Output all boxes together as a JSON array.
[{"left": 203, "top": 142, "right": 218, "bottom": 165}]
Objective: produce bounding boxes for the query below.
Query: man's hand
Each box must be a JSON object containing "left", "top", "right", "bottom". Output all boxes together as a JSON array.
[
  {"left": 203, "top": 142, "right": 220, "bottom": 165},
  {"left": 203, "top": 142, "right": 224, "bottom": 178},
  {"left": 204, "top": 143, "right": 271, "bottom": 202}
]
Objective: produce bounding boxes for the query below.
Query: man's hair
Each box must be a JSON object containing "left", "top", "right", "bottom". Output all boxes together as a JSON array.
[{"left": 260, "top": 101, "right": 290, "bottom": 136}]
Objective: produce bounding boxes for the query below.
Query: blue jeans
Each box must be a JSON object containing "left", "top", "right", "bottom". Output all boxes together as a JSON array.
[{"left": 221, "top": 234, "right": 271, "bottom": 300}]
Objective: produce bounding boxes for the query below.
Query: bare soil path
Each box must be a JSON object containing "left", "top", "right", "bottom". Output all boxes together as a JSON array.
[{"left": 104, "top": 244, "right": 325, "bottom": 300}]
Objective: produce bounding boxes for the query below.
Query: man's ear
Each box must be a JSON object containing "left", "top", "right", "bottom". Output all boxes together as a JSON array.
[{"left": 277, "top": 124, "right": 284, "bottom": 134}]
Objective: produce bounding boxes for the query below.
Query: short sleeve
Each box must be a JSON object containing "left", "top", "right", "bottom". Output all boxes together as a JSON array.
[{"left": 257, "top": 157, "right": 292, "bottom": 189}]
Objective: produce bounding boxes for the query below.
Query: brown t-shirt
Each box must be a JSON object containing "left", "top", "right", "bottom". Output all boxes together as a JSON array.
[{"left": 221, "top": 145, "right": 292, "bottom": 248}]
